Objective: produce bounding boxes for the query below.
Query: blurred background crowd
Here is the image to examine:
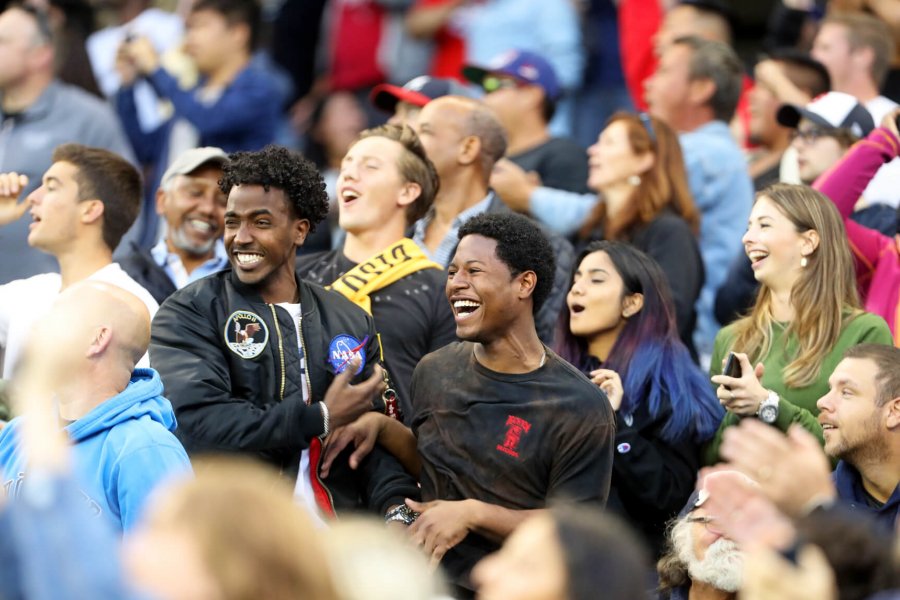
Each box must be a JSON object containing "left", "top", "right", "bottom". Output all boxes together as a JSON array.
[{"left": 1, "top": 0, "right": 900, "bottom": 599}]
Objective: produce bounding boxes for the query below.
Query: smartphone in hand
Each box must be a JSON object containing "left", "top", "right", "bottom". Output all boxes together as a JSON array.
[{"left": 722, "top": 352, "right": 742, "bottom": 390}]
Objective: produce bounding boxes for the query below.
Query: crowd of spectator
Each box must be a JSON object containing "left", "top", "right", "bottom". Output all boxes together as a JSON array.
[{"left": 0, "top": 0, "right": 900, "bottom": 598}]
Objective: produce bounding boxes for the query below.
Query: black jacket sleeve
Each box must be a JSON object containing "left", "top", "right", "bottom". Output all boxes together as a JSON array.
[
  {"left": 150, "top": 292, "right": 325, "bottom": 455},
  {"left": 359, "top": 444, "right": 421, "bottom": 514}
]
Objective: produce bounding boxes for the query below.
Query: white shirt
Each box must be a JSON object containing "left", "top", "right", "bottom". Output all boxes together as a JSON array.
[
  {"left": 0, "top": 263, "right": 159, "bottom": 378},
  {"left": 278, "top": 302, "right": 326, "bottom": 527},
  {"left": 863, "top": 96, "right": 900, "bottom": 208}
]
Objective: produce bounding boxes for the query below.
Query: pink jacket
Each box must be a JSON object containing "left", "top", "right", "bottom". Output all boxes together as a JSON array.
[{"left": 814, "top": 128, "right": 900, "bottom": 344}]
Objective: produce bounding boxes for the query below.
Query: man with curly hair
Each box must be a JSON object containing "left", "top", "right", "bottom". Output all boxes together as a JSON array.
[
  {"left": 323, "top": 213, "right": 615, "bottom": 595},
  {"left": 149, "top": 145, "right": 419, "bottom": 522}
]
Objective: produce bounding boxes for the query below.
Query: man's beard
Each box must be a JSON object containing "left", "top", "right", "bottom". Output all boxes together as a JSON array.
[
  {"left": 170, "top": 225, "right": 216, "bottom": 256},
  {"left": 672, "top": 517, "right": 744, "bottom": 593},
  {"left": 830, "top": 413, "right": 889, "bottom": 465}
]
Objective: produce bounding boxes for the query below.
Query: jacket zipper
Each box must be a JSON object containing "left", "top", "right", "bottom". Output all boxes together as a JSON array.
[
  {"left": 268, "top": 304, "right": 286, "bottom": 401},
  {"left": 296, "top": 311, "right": 335, "bottom": 513}
]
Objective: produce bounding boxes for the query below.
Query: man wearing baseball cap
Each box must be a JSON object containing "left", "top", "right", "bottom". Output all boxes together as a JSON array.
[
  {"left": 118, "top": 147, "right": 230, "bottom": 304},
  {"left": 370, "top": 75, "right": 472, "bottom": 127},
  {"left": 716, "top": 92, "right": 876, "bottom": 325},
  {"left": 776, "top": 91, "right": 875, "bottom": 186},
  {"left": 463, "top": 49, "right": 589, "bottom": 194}
]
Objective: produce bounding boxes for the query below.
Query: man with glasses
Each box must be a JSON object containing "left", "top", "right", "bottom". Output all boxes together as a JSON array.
[
  {"left": 776, "top": 92, "right": 874, "bottom": 186},
  {"left": 0, "top": 6, "right": 134, "bottom": 284},
  {"left": 657, "top": 470, "right": 748, "bottom": 600},
  {"left": 462, "top": 50, "right": 589, "bottom": 194}
]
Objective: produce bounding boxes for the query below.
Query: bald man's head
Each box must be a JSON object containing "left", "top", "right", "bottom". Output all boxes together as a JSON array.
[
  {"left": 36, "top": 282, "right": 151, "bottom": 375},
  {"left": 415, "top": 96, "right": 507, "bottom": 182}
]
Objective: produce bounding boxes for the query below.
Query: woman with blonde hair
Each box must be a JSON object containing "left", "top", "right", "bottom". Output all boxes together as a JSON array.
[
  {"left": 705, "top": 183, "right": 892, "bottom": 462},
  {"left": 124, "top": 457, "right": 340, "bottom": 600},
  {"left": 578, "top": 111, "right": 703, "bottom": 354}
]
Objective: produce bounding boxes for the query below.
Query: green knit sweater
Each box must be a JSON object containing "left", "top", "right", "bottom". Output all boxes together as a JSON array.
[{"left": 703, "top": 311, "right": 893, "bottom": 465}]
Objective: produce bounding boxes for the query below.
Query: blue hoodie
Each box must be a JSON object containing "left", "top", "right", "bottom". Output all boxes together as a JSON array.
[{"left": 0, "top": 368, "right": 192, "bottom": 532}]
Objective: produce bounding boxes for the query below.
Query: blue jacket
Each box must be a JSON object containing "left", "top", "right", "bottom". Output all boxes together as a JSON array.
[
  {"left": 0, "top": 474, "right": 142, "bottom": 600},
  {"left": 114, "top": 61, "right": 282, "bottom": 248},
  {"left": 0, "top": 369, "right": 192, "bottom": 532},
  {"left": 834, "top": 460, "right": 900, "bottom": 533}
]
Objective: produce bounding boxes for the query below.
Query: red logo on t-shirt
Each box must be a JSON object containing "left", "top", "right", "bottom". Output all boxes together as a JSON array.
[{"left": 497, "top": 415, "right": 531, "bottom": 458}]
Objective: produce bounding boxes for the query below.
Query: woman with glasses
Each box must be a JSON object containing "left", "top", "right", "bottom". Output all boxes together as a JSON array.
[
  {"left": 576, "top": 112, "right": 703, "bottom": 355},
  {"left": 556, "top": 241, "right": 723, "bottom": 553},
  {"left": 704, "top": 183, "right": 892, "bottom": 462}
]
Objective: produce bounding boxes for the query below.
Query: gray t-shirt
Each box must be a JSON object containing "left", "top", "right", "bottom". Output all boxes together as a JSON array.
[{"left": 0, "top": 81, "right": 135, "bottom": 283}]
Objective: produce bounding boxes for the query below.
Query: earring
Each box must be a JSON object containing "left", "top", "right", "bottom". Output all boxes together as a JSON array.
[
  {"left": 627, "top": 174, "right": 641, "bottom": 186},
  {"left": 800, "top": 257, "right": 808, "bottom": 268}
]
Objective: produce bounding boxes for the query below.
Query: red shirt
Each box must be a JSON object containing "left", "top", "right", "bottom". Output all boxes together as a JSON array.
[
  {"left": 413, "top": 0, "right": 467, "bottom": 81},
  {"left": 329, "top": 0, "right": 385, "bottom": 90},
  {"left": 618, "top": 0, "right": 662, "bottom": 111}
]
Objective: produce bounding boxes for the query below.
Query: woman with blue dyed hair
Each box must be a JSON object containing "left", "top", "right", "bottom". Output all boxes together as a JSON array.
[{"left": 556, "top": 240, "right": 723, "bottom": 554}]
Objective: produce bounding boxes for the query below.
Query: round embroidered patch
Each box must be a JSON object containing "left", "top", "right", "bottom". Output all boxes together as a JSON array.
[
  {"left": 223, "top": 310, "right": 269, "bottom": 359},
  {"left": 328, "top": 334, "right": 367, "bottom": 375},
  {"left": 616, "top": 442, "right": 632, "bottom": 454}
]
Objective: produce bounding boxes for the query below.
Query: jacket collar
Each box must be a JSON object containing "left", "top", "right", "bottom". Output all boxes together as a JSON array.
[{"left": 834, "top": 460, "right": 900, "bottom": 512}]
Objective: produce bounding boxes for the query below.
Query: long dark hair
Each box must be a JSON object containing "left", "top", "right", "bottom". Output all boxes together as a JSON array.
[
  {"left": 555, "top": 241, "right": 722, "bottom": 443},
  {"left": 552, "top": 505, "right": 651, "bottom": 600}
]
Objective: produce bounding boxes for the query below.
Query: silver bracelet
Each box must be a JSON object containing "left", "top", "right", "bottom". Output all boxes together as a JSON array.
[{"left": 319, "top": 402, "right": 330, "bottom": 439}]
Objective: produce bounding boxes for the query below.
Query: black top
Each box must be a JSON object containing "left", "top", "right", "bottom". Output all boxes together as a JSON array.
[
  {"left": 410, "top": 342, "right": 615, "bottom": 592},
  {"left": 509, "top": 137, "right": 590, "bottom": 194},
  {"left": 578, "top": 357, "right": 700, "bottom": 555},
  {"left": 297, "top": 249, "right": 457, "bottom": 418}
]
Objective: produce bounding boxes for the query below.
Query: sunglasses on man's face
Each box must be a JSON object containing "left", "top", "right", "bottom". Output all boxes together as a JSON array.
[{"left": 482, "top": 76, "right": 523, "bottom": 93}]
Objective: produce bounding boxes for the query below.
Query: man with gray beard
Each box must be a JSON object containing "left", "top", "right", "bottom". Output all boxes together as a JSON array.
[
  {"left": 118, "top": 147, "right": 229, "bottom": 304},
  {"left": 657, "top": 470, "right": 746, "bottom": 600}
]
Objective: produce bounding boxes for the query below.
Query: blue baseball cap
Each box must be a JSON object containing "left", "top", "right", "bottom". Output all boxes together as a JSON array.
[{"left": 462, "top": 49, "right": 561, "bottom": 101}]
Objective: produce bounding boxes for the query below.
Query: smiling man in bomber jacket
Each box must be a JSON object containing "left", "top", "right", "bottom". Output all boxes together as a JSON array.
[{"left": 149, "top": 145, "right": 418, "bottom": 522}]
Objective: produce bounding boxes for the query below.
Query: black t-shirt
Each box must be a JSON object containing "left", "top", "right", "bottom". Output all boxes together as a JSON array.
[
  {"left": 508, "top": 137, "right": 590, "bottom": 194},
  {"left": 298, "top": 249, "right": 457, "bottom": 417},
  {"left": 410, "top": 342, "right": 616, "bottom": 591}
]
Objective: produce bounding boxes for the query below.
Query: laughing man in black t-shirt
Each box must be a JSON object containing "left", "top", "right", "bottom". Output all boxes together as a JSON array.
[
  {"left": 322, "top": 212, "right": 614, "bottom": 595},
  {"left": 298, "top": 124, "right": 456, "bottom": 418}
]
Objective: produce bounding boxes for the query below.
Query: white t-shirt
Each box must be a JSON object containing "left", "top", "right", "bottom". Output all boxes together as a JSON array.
[
  {"left": 278, "top": 302, "right": 326, "bottom": 527},
  {"left": 863, "top": 96, "right": 900, "bottom": 208},
  {"left": 0, "top": 263, "right": 159, "bottom": 378}
]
